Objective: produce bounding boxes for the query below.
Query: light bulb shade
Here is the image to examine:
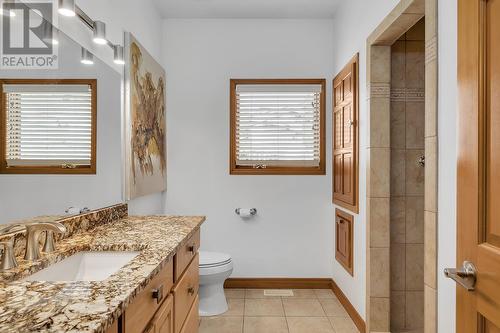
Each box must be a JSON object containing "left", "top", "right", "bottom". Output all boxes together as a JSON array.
[
  {"left": 93, "top": 20, "right": 107, "bottom": 45},
  {"left": 81, "top": 47, "right": 94, "bottom": 65},
  {"left": 113, "top": 45, "right": 125, "bottom": 65},
  {"left": 58, "top": 0, "right": 76, "bottom": 17}
]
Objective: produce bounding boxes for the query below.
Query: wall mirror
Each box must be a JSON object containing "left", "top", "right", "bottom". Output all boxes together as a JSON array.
[{"left": 0, "top": 8, "right": 123, "bottom": 224}]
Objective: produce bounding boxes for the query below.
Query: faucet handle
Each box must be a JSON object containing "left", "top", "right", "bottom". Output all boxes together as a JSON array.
[
  {"left": 0, "top": 238, "right": 18, "bottom": 270},
  {"left": 24, "top": 221, "right": 66, "bottom": 261}
]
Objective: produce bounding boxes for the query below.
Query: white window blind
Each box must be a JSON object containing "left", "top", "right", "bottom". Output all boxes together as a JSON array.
[
  {"left": 3, "top": 84, "right": 93, "bottom": 167},
  {"left": 235, "top": 84, "right": 322, "bottom": 167}
]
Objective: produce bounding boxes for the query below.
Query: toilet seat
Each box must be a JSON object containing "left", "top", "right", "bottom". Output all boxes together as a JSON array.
[{"left": 199, "top": 251, "right": 233, "bottom": 275}]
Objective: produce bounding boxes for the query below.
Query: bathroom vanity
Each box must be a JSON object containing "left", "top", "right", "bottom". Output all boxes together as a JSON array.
[{"left": 0, "top": 204, "right": 204, "bottom": 333}]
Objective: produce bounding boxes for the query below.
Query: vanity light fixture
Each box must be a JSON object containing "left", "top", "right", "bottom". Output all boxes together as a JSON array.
[
  {"left": 58, "top": 0, "right": 76, "bottom": 17},
  {"left": 81, "top": 47, "right": 94, "bottom": 65},
  {"left": 113, "top": 45, "right": 125, "bottom": 65},
  {"left": 92, "top": 21, "right": 107, "bottom": 45}
]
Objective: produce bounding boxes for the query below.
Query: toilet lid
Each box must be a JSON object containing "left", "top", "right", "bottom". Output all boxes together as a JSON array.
[{"left": 199, "top": 251, "right": 232, "bottom": 268}]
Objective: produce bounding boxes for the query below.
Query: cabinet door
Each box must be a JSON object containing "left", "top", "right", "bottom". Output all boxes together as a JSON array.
[
  {"left": 333, "top": 54, "right": 359, "bottom": 213},
  {"left": 144, "top": 294, "right": 174, "bottom": 333},
  {"left": 335, "top": 209, "right": 353, "bottom": 276}
]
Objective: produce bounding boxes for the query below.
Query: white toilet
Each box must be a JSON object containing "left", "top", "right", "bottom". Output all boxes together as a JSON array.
[{"left": 198, "top": 251, "right": 233, "bottom": 316}]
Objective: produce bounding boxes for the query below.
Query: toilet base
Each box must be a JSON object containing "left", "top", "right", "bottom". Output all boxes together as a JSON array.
[
  {"left": 199, "top": 282, "right": 229, "bottom": 316},
  {"left": 198, "top": 267, "right": 233, "bottom": 316}
]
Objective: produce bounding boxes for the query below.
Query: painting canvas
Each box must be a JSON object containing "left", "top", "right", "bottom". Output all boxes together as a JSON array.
[{"left": 124, "top": 32, "right": 166, "bottom": 200}]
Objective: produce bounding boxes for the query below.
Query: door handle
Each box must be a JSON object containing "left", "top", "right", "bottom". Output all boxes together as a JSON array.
[{"left": 444, "top": 261, "right": 477, "bottom": 291}]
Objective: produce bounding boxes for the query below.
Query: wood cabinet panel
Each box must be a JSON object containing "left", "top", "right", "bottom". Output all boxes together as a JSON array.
[
  {"left": 335, "top": 209, "right": 354, "bottom": 276},
  {"left": 173, "top": 254, "right": 199, "bottom": 333},
  {"left": 144, "top": 294, "right": 174, "bottom": 333},
  {"left": 333, "top": 54, "right": 359, "bottom": 213},
  {"left": 124, "top": 260, "right": 174, "bottom": 333},
  {"left": 174, "top": 229, "right": 200, "bottom": 281},
  {"left": 179, "top": 296, "right": 199, "bottom": 333}
]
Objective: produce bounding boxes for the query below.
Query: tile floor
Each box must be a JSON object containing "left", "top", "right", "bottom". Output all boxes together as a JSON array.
[{"left": 199, "top": 288, "right": 360, "bottom": 333}]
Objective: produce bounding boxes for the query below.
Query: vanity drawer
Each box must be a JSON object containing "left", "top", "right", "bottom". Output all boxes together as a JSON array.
[
  {"left": 125, "top": 260, "right": 174, "bottom": 333},
  {"left": 179, "top": 296, "right": 199, "bottom": 333},
  {"left": 174, "top": 229, "right": 200, "bottom": 281},
  {"left": 173, "top": 254, "right": 199, "bottom": 333}
]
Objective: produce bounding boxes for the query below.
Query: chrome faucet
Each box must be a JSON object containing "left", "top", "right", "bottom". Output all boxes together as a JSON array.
[
  {"left": 24, "top": 222, "right": 66, "bottom": 261},
  {"left": 0, "top": 224, "right": 26, "bottom": 270}
]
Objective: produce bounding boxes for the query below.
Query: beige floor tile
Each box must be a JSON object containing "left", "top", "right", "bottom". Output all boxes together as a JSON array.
[
  {"left": 199, "top": 316, "right": 243, "bottom": 333},
  {"left": 244, "top": 298, "right": 284, "bottom": 317},
  {"left": 225, "top": 289, "right": 245, "bottom": 299},
  {"left": 243, "top": 317, "right": 288, "bottom": 333},
  {"left": 319, "top": 298, "right": 348, "bottom": 317},
  {"left": 245, "top": 289, "right": 280, "bottom": 299},
  {"left": 328, "top": 316, "right": 359, "bottom": 333},
  {"left": 287, "top": 317, "right": 334, "bottom": 333},
  {"left": 221, "top": 298, "right": 245, "bottom": 316},
  {"left": 283, "top": 298, "right": 326, "bottom": 317},
  {"left": 287, "top": 289, "right": 317, "bottom": 298},
  {"left": 313, "top": 289, "right": 336, "bottom": 299}
]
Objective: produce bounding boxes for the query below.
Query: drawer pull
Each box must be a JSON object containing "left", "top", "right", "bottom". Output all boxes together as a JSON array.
[
  {"left": 188, "top": 245, "right": 195, "bottom": 254},
  {"left": 187, "top": 287, "right": 195, "bottom": 296},
  {"left": 152, "top": 285, "right": 164, "bottom": 304}
]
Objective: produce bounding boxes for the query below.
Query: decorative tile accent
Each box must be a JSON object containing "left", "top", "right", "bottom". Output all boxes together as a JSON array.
[
  {"left": 390, "top": 88, "right": 425, "bottom": 102},
  {"left": 370, "top": 83, "right": 391, "bottom": 98}
]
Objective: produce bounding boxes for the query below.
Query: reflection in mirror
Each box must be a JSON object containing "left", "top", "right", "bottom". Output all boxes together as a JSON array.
[{"left": 0, "top": 15, "right": 123, "bottom": 224}]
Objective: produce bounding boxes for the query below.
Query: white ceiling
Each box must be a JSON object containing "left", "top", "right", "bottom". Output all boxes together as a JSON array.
[{"left": 152, "top": 0, "right": 341, "bottom": 19}]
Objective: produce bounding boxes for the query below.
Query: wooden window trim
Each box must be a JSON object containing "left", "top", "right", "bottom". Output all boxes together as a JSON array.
[
  {"left": 230, "top": 78, "right": 326, "bottom": 175},
  {"left": 335, "top": 208, "right": 354, "bottom": 276},
  {"left": 332, "top": 54, "right": 359, "bottom": 213},
  {"left": 0, "top": 78, "right": 97, "bottom": 175}
]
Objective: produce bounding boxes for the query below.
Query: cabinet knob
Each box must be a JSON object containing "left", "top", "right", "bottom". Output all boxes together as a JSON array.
[
  {"left": 188, "top": 245, "right": 196, "bottom": 254},
  {"left": 152, "top": 285, "right": 164, "bottom": 304},
  {"left": 188, "top": 287, "right": 195, "bottom": 296}
]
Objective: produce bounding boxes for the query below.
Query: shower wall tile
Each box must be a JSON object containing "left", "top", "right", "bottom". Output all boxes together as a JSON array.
[
  {"left": 391, "top": 243, "right": 406, "bottom": 291},
  {"left": 405, "top": 149, "right": 425, "bottom": 196},
  {"left": 406, "top": 244, "right": 424, "bottom": 291},
  {"left": 406, "top": 196, "right": 424, "bottom": 244},
  {"left": 391, "top": 291, "right": 406, "bottom": 331},
  {"left": 391, "top": 101, "right": 406, "bottom": 149},
  {"left": 391, "top": 149, "right": 406, "bottom": 196},
  {"left": 391, "top": 197, "right": 406, "bottom": 244},
  {"left": 405, "top": 41, "right": 425, "bottom": 88},
  {"left": 406, "top": 101, "right": 425, "bottom": 149},
  {"left": 391, "top": 41, "right": 406, "bottom": 88},
  {"left": 406, "top": 291, "right": 424, "bottom": 329}
]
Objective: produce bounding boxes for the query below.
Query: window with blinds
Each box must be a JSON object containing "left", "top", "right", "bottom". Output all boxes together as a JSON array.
[
  {"left": 0, "top": 80, "right": 96, "bottom": 174},
  {"left": 230, "top": 79, "right": 326, "bottom": 175}
]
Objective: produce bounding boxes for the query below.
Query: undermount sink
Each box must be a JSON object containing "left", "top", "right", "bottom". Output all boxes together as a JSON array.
[{"left": 24, "top": 251, "right": 140, "bottom": 282}]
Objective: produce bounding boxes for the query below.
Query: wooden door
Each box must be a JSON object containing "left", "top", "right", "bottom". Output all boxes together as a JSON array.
[
  {"left": 457, "top": 0, "right": 500, "bottom": 331},
  {"left": 333, "top": 54, "right": 359, "bottom": 213}
]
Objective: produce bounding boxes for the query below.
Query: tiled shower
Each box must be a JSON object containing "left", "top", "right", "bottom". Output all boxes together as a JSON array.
[{"left": 390, "top": 18, "right": 425, "bottom": 333}]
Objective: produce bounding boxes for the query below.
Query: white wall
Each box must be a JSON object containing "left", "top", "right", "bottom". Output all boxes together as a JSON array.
[
  {"left": 331, "top": 0, "right": 400, "bottom": 319},
  {"left": 437, "top": 0, "right": 457, "bottom": 331},
  {"left": 332, "top": 0, "right": 459, "bottom": 328},
  {"left": 161, "top": 19, "right": 335, "bottom": 278}
]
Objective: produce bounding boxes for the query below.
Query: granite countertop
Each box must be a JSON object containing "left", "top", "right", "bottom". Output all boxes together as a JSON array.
[{"left": 0, "top": 215, "right": 205, "bottom": 333}]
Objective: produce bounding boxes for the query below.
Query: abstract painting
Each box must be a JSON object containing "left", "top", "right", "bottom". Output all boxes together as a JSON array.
[{"left": 124, "top": 32, "right": 166, "bottom": 200}]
